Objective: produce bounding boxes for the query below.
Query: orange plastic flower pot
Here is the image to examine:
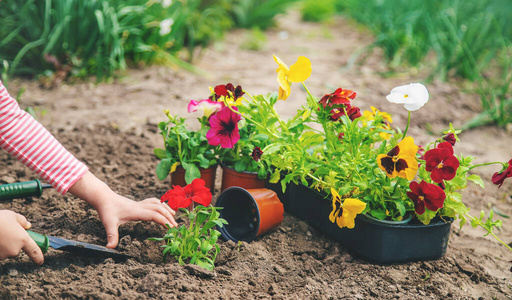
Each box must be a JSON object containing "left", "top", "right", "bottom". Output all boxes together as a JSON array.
[
  {"left": 170, "top": 165, "right": 217, "bottom": 192},
  {"left": 220, "top": 165, "right": 266, "bottom": 191},
  {"left": 215, "top": 187, "right": 284, "bottom": 242}
]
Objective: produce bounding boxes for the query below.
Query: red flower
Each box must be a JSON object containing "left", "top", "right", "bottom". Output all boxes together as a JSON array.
[
  {"left": 407, "top": 181, "right": 446, "bottom": 215},
  {"left": 424, "top": 142, "right": 460, "bottom": 183},
  {"left": 160, "top": 178, "right": 212, "bottom": 211},
  {"left": 443, "top": 133, "right": 456, "bottom": 146},
  {"left": 319, "top": 88, "right": 356, "bottom": 109},
  {"left": 206, "top": 106, "right": 241, "bottom": 148},
  {"left": 492, "top": 159, "right": 512, "bottom": 188},
  {"left": 251, "top": 146, "right": 263, "bottom": 162},
  {"left": 211, "top": 83, "right": 245, "bottom": 101},
  {"left": 346, "top": 106, "right": 361, "bottom": 121},
  {"left": 338, "top": 132, "right": 345, "bottom": 140}
]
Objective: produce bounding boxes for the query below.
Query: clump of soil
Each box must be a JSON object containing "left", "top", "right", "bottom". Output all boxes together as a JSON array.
[{"left": 1, "top": 9, "right": 512, "bottom": 300}]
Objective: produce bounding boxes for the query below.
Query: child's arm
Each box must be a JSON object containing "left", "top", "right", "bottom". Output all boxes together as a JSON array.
[{"left": 0, "top": 81, "right": 177, "bottom": 251}]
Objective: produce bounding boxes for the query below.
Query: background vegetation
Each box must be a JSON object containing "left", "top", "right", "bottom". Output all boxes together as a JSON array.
[{"left": 1, "top": 0, "right": 510, "bottom": 128}]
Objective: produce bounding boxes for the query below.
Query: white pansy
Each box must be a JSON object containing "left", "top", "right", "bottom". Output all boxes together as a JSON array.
[
  {"left": 159, "top": 18, "right": 174, "bottom": 36},
  {"left": 161, "top": 0, "right": 172, "bottom": 8},
  {"left": 386, "top": 83, "right": 429, "bottom": 111}
]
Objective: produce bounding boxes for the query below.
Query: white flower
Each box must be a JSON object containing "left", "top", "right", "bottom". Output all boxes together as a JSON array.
[
  {"left": 159, "top": 18, "right": 174, "bottom": 36},
  {"left": 386, "top": 83, "right": 429, "bottom": 111},
  {"left": 161, "top": 0, "right": 172, "bottom": 8}
]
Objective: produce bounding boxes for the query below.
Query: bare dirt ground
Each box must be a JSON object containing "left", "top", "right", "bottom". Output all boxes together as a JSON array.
[{"left": 1, "top": 10, "right": 511, "bottom": 299}]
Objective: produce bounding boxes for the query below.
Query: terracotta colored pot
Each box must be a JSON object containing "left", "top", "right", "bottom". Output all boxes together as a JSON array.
[
  {"left": 220, "top": 165, "right": 266, "bottom": 191},
  {"left": 170, "top": 165, "right": 217, "bottom": 192},
  {"left": 215, "top": 187, "right": 284, "bottom": 242}
]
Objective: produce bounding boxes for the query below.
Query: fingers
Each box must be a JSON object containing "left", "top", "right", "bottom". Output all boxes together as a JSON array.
[
  {"left": 15, "top": 213, "right": 32, "bottom": 230},
  {"left": 103, "top": 220, "right": 120, "bottom": 249},
  {"left": 142, "top": 202, "right": 178, "bottom": 227},
  {"left": 137, "top": 207, "right": 178, "bottom": 228},
  {"left": 22, "top": 234, "right": 44, "bottom": 265},
  {"left": 143, "top": 198, "right": 176, "bottom": 216}
]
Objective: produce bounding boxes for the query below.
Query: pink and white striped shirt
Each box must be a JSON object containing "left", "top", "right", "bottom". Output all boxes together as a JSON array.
[{"left": 0, "top": 81, "right": 88, "bottom": 194}]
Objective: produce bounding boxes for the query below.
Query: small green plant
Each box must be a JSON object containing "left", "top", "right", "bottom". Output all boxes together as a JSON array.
[
  {"left": 151, "top": 205, "right": 226, "bottom": 270},
  {"left": 154, "top": 110, "right": 218, "bottom": 184},
  {"left": 150, "top": 178, "right": 228, "bottom": 270}
]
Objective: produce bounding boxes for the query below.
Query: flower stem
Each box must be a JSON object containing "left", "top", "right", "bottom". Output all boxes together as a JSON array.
[
  {"left": 402, "top": 111, "right": 411, "bottom": 140},
  {"left": 469, "top": 161, "right": 504, "bottom": 170}
]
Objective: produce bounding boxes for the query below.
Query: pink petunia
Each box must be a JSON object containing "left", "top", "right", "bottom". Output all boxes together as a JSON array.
[
  {"left": 187, "top": 99, "right": 223, "bottom": 117},
  {"left": 206, "top": 106, "right": 241, "bottom": 148}
]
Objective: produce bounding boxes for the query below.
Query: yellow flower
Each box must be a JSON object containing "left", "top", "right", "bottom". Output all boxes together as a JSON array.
[
  {"left": 377, "top": 136, "right": 418, "bottom": 180},
  {"left": 329, "top": 188, "right": 366, "bottom": 229},
  {"left": 362, "top": 106, "right": 393, "bottom": 139},
  {"left": 273, "top": 55, "right": 312, "bottom": 100}
]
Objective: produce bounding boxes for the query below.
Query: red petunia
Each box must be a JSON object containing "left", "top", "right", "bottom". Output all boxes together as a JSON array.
[
  {"left": 407, "top": 180, "right": 446, "bottom": 215},
  {"left": 318, "top": 88, "right": 356, "bottom": 109},
  {"left": 206, "top": 106, "right": 241, "bottom": 148},
  {"left": 492, "top": 159, "right": 512, "bottom": 188},
  {"left": 424, "top": 142, "right": 460, "bottom": 183},
  {"left": 160, "top": 178, "right": 212, "bottom": 211}
]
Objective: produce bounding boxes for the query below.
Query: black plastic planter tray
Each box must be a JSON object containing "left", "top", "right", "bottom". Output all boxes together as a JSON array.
[{"left": 273, "top": 183, "right": 453, "bottom": 264}]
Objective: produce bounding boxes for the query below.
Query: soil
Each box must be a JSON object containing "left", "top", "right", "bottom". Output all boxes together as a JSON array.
[{"left": 1, "top": 10, "right": 512, "bottom": 300}]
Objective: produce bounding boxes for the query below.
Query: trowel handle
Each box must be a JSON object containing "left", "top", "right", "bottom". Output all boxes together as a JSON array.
[
  {"left": 0, "top": 180, "right": 49, "bottom": 201},
  {"left": 26, "top": 230, "right": 49, "bottom": 253}
]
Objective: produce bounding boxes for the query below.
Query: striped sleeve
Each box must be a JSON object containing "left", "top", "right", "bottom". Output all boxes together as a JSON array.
[{"left": 0, "top": 81, "right": 88, "bottom": 194}]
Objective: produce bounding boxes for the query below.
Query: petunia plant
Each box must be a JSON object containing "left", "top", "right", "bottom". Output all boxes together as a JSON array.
[
  {"left": 220, "top": 55, "right": 512, "bottom": 252},
  {"left": 149, "top": 179, "right": 228, "bottom": 270},
  {"left": 154, "top": 105, "right": 219, "bottom": 184}
]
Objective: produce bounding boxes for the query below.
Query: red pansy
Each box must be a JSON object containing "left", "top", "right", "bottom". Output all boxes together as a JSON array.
[
  {"left": 407, "top": 180, "right": 446, "bottom": 215},
  {"left": 443, "top": 133, "right": 456, "bottom": 146},
  {"left": 492, "top": 159, "right": 512, "bottom": 188},
  {"left": 160, "top": 178, "right": 212, "bottom": 211},
  {"left": 318, "top": 88, "right": 356, "bottom": 109},
  {"left": 424, "top": 142, "right": 459, "bottom": 183},
  {"left": 251, "top": 146, "right": 263, "bottom": 162}
]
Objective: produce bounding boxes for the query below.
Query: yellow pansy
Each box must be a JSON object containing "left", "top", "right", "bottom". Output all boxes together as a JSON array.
[
  {"left": 329, "top": 188, "right": 366, "bottom": 229},
  {"left": 273, "top": 55, "right": 312, "bottom": 100},
  {"left": 362, "top": 106, "right": 393, "bottom": 139},
  {"left": 377, "top": 136, "right": 418, "bottom": 180}
]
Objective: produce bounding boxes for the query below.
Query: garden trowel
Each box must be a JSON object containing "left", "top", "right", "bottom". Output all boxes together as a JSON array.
[{"left": 26, "top": 230, "right": 133, "bottom": 259}]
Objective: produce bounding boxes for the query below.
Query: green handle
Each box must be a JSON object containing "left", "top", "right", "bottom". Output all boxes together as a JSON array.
[
  {"left": 0, "top": 180, "right": 43, "bottom": 201},
  {"left": 26, "top": 230, "right": 49, "bottom": 253}
]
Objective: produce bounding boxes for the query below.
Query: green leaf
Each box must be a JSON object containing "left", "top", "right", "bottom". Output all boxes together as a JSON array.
[
  {"left": 156, "top": 159, "right": 171, "bottom": 180},
  {"left": 154, "top": 148, "right": 167, "bottom": 159},
  {"left": 235, "top": 160, "right": 248, "bottom": 173},
  {"left": 467, "top": 174, "right": 485, "bottom": 188},
  {"left": 184, "top": 163, "right": 200, "bottom": 184}
]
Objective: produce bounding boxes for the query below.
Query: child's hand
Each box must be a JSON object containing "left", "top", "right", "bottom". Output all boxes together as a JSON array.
[
  {"left": 0, "top": 210, "right": 44, "bottom": 264},
  {"left": 68, "top": 171, "right": 178, "bottom": 248},
  {"left": 94, "top": 195, "right": 178, "bottom": 248}
]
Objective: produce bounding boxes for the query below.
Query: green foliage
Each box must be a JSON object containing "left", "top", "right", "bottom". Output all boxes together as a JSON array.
[
  {"left": 229, "top": 0, "right": 300, "bottom": 29},
  {"left": 155, "top": 112, "right": 217, "bottom": 183},
  {"left": 0, "top": 0, "right": 232, "bottom": 79},
  {"left": 149, "top": 205, "right": 228, "bottom": 270},
  {"left": 338, "top": 0, "right": 512, "bottom": 128},
  {"left": 301, "top": 0, "right": 336, "bottom": 23}
]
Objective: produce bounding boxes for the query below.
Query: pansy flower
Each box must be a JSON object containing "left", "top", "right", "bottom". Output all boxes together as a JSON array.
[
  {"left": 160, "top": 178, "right": 212, "bottom": 211},
  {"left": 442, "top": 133, "right": 456, "bottom": 146},
  {"left": 407, "top": 180, "right": 446, "bottom": 215},
  {"left": 492, "top": 159, "right": 512, "bottom": 188},
  {"left": 362, "top": 106, "right": 393, "bottom": 139},
  {"left": 424, "top": 142, "right": 460, "bottom": 183},
  {"left": 274, "top": 55, "right": 312, "bottom": 100},
  {"left": 386, "top": 83, "right": 429, "bottom": 111},
  {"left": 209, "top": 83, "right": 245, "bottom": 106},
  {"left": 318, "top": 88, "right": 356, "bottom": 109},
  {"left": 329, "top": 188, "right": 366, "bottom": 229},
  {"left": 377, "top": 136, "right": 419, "bottom": 180},
  {"left": 206, "top": 106, "right": 241, "bottom": 148},
  {"left": 187, "top": 99, "right": 223, "bottom": 117}
]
